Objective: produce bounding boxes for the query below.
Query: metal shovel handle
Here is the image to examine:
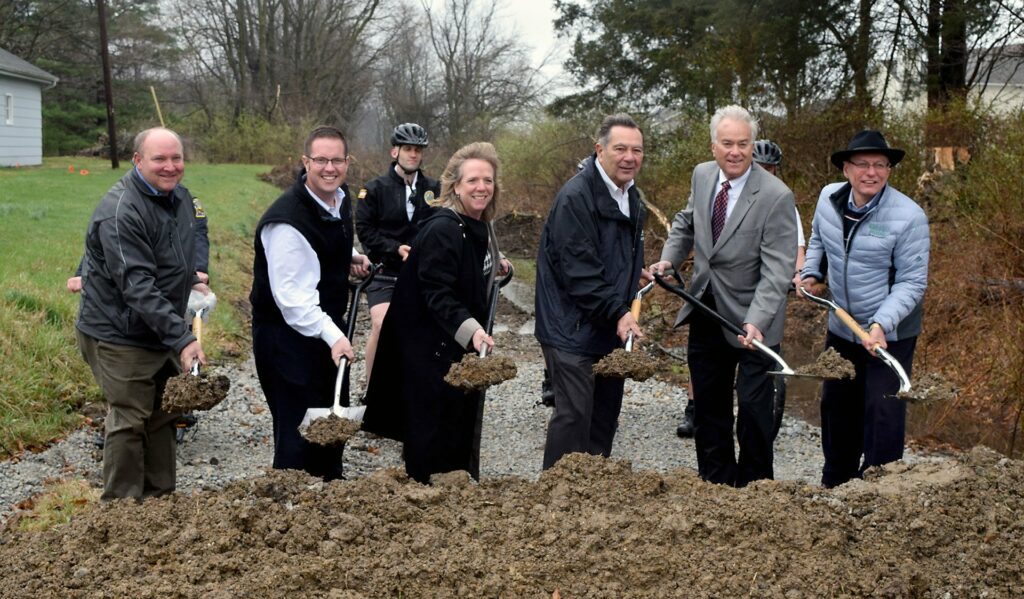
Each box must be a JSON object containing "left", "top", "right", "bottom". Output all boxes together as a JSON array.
[
  {"left": 798, "top": 286, "right": 911, "bottom": 393},
  {"left": 332, "top": 357, "right": 349, "bottom": 414},
  {"left": 478, "top": 264, "right": 515, "bottom": 358},
  {"left": 190, "top": 308, "right": 204, "bottom": 376},
  {"left": 653, "top": 271, "right": 795, "bottom": 375}
]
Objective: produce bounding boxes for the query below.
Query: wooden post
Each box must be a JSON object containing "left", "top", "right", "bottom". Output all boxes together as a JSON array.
[{"left": 97, "top": 0, "right": 118, "bottom": 169}]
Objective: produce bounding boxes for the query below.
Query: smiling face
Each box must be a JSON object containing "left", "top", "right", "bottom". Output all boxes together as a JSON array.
[
  {"left": 454, "top": 158, "right": 495, "bottom": 220},
  {"left": 302, "top": 137, "right": 349, "bottom": 204},
  {"left": 842, "top": 152, "right": 891, "bottom": 206},
  {"left": 596, "top": 125, "right": 644, "bottom": 189},
  {"left": 133, "top": 130, "right": 184, "bottom": 194},
  {"left": 711, "top": 117, "right": 754, "bottom": 180}
]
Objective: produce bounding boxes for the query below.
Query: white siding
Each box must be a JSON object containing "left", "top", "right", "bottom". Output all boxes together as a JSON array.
[{"left": 0, "top": 75, "right": 44, "bottom": 166}]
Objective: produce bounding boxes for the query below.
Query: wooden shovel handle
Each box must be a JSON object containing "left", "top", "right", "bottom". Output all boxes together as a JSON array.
[
  {"left": 192, "top": 314, "right": 203, "bottom": 345},
  {"left": 833, "top": 307, "right": 873, "bottom": 345},
  {"left": 630, "top": 298, "right": 642, "bottom": 320}
]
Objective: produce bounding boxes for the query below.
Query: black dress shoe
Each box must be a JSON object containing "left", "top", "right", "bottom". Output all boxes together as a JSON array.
[{"left": 676, "top": 413, "right": 695, "bottom": 438}]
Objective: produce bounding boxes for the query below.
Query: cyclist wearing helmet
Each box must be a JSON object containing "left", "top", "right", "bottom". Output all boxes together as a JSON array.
[
  {"left": 676, "top": 139, "right": 805, "bottom": 441},
  {"left": 356, "top": 123, "right": 441, "bottom": 383}
]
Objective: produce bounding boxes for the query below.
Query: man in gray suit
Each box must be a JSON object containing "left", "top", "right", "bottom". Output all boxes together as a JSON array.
[{"left": 650, "top": 105, "right": 796, "bottom": 487}]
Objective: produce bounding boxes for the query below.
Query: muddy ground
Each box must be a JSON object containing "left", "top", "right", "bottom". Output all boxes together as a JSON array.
[{"left": 0, "top": 449, "right": 1021, "bottom": 597}]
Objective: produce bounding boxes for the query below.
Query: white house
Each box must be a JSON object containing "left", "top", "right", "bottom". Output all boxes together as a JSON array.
[{"left": 0, "top": 48, "right": 58, "bottom": 167}]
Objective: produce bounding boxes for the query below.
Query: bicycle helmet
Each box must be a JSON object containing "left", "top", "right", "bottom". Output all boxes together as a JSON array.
[
  {"left": 753, "top": 139, "right": 783, "bottom": 166},
  {"left": 390, "top": 123, "right": 429, "bottom": 147}
]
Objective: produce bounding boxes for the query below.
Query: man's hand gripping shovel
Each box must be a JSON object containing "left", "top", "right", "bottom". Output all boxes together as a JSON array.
[
  {"left": 625, "top": 281, "right": 655, "bottom": 352},
  {"left": 653, "top": 268, "right": 824, "bottom": 379},
  {"left": 186, "top": 288, "right": 217, "bottom": 375},
  {"left": 798, "top": 285, "right": 912, "bottom": 394},
  {"left": 302, "top": 264, "right": 383, "bottom": 427}
]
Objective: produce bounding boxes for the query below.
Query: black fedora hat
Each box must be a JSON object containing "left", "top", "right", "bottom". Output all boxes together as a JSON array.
[{"left": 830, "top": 129, "right": 905, "bottom": 169}]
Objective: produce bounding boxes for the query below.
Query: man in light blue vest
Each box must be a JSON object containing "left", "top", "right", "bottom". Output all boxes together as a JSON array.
[{"left": 800, "top": 129, "right": 930, "bottom": 488}]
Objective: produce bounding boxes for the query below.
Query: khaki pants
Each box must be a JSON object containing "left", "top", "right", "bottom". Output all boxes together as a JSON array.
[{"left": 77, "top": 330, "right": 180, "bottom": 500}]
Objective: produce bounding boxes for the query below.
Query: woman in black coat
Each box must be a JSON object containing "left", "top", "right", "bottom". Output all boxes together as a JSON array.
[{"left": 362, "top": 142, "right": 507, "bottom": 484}]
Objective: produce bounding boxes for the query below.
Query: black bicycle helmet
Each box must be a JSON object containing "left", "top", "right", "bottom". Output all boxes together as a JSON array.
[
  {"left": 390, "top": 122, "right": 429, "bottom": 147},
  {"left": 753, "top": 139, "right": 783, "bottom": 166}
]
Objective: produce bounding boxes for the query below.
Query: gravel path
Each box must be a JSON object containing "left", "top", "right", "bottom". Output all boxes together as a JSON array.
[{"left": 0, "top": 281, "right": 882, "bottom": 524}]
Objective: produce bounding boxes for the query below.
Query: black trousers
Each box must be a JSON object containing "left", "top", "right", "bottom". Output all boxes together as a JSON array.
[
  {"left": 688, "top": 296, "right": 777, "bottom": 487},
  {"left": 252, "top": 320, "right": 348, "bottom": 481},
  {"left": 541, "top": 344, "right": 625, "bottom": 470},
  {"left": 820, "top": 332, "right": 916, "bottom": 488}
]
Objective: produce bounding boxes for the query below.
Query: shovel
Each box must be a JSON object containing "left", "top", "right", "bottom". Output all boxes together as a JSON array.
[
  {"left": 478, "top": 264, "right": 515, "bottom": 358},
  {"left": 653, "top": 271, "right": 810, "bottom": 378},
  {"left": 625, "top": 280, "right": 655, "bottom": 352},
  {"left": 798, "top": 285, "right": 912, "bottom": 394},
  {"left": 301, "top": 264, "right": 383, "bottom": 426}
]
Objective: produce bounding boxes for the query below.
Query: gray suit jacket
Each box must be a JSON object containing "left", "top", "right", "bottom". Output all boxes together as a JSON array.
[{"left": 660, "top": 161, "right": 796, "bottom": 347}]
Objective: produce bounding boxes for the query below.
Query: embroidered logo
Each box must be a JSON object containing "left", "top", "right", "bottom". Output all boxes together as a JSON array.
[
  {"left": 357, "top": 188, "right": 368, "bottom": 200},
  {"left": 192, "top": 197, "right": 206, "bottom": 219},
  {"left": 425, "top": 190, "right": 440, "bottom": 206}
]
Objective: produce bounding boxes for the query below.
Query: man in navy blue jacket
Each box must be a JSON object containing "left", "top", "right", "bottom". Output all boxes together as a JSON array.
[{"left": 535, "top": 113, "right": 649, "bottom": 470}]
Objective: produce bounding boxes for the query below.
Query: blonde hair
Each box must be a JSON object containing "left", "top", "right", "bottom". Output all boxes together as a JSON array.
[{"left": 439, "top": 142, "right": 501, "bottom": 222}]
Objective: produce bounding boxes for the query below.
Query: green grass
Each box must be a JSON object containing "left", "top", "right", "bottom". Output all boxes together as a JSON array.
[
  {"left": 507, "top": 257, "right": 536, "bottom": 286},
  {"left": 0, "top": 157, "right": 280, "bottom": 455}
]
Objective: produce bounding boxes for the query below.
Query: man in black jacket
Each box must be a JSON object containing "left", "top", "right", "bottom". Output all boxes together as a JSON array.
[
  {"left": 535, "top": 113, "right": 649, "bottom": 470},
  {"left": 76, "top": 127, "right": 208, "bottom": 500},
  {"left": 355, "top": 123, "right": 440, "bottom": 384},
  {"left": 251, "top": 125, "right": 370, "bottom": 480}
]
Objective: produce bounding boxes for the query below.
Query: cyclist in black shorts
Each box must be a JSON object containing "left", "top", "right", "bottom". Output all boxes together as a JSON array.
[{"left": 355, "top": 123, "right": 441, "bottom": 385}]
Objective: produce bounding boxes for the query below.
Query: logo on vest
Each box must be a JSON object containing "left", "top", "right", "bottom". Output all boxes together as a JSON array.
[{"left": 424, "top": 190, "right": 440, "bottom": 206}]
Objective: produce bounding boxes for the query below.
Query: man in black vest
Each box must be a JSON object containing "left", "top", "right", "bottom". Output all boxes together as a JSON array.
[
  {"left": 355, "top": 123, "right": 440, "bottom": 385},
  {"left": 250, "top": 125, "right": 371, "bottom": 480}
]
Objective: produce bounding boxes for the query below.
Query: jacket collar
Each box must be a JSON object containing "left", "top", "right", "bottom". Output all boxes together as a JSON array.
[
  {"left": 387, "top": 161, "right": 423, "bottom": 187},
  {"left": 584, "top": 153, "right": 637, "bottom": 221}
]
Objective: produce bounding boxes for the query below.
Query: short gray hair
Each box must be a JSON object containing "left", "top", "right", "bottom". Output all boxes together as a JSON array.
[
  {"left": 596, "top": 113, "right": 643, "bottom": 147},
  {"left": 133, "top": 127, "right": 183, "bottom": 155},
  {"left": 709, "top": 105, "right": 759, "bottom": 143}
]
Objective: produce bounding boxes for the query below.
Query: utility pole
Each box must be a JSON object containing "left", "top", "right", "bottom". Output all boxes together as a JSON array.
[{"left": 97, "top": 0, "right": 118, "bottom": 169}]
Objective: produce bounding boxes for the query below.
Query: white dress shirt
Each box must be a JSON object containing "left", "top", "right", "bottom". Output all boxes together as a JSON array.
[
  {"left": 260, "top": 184, "right": 362, "bottom": 348},
  {"left": 402, "top": 168, "right": 419, "bottom": 221},
  {"left": 594, "top": 158, "right": 633, "bottom": 218},
  {"left": 716, "top": 165, "right": 753, "bottom": 223}
]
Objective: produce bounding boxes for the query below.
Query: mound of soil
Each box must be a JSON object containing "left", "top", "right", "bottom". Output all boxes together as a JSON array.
[
  {"left": 0, "top": 449, "right": 1021, "bottom": 597},
  {"left": 494, "top": 212, "right": 544, "bottom": 258},
  {"left": 444, "top": 354, "right": 517, "bottom": 391},
  {"left": 899, "top": 372, "right": 958, "bottom": 405},
  {"left": 301, "top": 415, "right": 362, "bottom": 447},
  {"left": 792, "top": 346, "right": 855, "bottom": 379},
  {"left": 259, "top": 161, "right": 301, "bottom": 190},
  {"left": 161, "top": 372, "right": 231, "bottom": 413},
  {"left": 593, "top": 348, "right": 659, "bottom": 381}
]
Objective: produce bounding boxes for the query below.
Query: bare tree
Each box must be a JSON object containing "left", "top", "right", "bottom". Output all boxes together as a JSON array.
[
  {"left": 424, "top": 0, "right": 542, "bottom": 150},
  {"left": 172, "top": 0, "right": 387, "bottom": 126}
]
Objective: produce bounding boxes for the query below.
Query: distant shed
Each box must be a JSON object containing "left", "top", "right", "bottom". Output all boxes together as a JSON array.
[{"left": 0, "top": 48, "right": 59, "bottom": 167}]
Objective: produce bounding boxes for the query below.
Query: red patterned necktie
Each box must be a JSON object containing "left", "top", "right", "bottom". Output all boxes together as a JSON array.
[{"left": 711, "top": 180, "right": 730, "bottom": 244}]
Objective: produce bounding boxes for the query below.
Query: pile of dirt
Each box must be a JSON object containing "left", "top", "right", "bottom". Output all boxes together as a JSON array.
[
  {"left": 494, "top": 212, "right": 544, "bottom": 258},
  {"left": 301, "top": 415, "right": 362, "bottom": 447},
  {"left": 792, "top": 346, "right": 855, "bottom": 379},
  {"left": 898, "top": 372, "right": 958, "bottom": 405},
  {"left": 258, "top": 161, "right": 301, "bottom": 190},
  {"left": 593, "top": 348, "right": 659, "bottom": 381},
  {"left": 0, "top": 449, "right": 1020, "bottom": 596},
  {"left": 161, "top": 372, "right": 231, "bottom": 413},
  {"left": 444, "top": 354, "right": 518, "bottom": 391}
]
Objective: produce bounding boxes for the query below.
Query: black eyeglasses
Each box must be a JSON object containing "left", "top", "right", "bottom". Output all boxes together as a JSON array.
[{"left": 306, "top": 156, "right": 348, "bottom": 168}]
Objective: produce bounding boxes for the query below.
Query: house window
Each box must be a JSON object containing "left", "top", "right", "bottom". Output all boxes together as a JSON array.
[{"left": 3, "top": 94, "right": 12, "bottom": 125}]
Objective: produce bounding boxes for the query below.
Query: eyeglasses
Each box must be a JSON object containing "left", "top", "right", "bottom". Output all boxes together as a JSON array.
[
  {"left": 848, "top": 160, "right": 890, "bottom": 172},
  {"left": 306, "top": 156, "right": 348, "bottom": 168}
]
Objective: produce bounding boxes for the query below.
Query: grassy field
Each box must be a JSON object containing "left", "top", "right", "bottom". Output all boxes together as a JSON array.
[{"left": 0, "top": 157, "right": 280, "bottom": 456}]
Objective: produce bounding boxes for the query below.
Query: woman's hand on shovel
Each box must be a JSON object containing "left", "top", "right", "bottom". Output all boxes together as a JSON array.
[
  {"left": 472, "top": 329, "right": 494, "bottom": 354},
  {"left": 180, "top": 340, "right": 207, "bottom": 372}
]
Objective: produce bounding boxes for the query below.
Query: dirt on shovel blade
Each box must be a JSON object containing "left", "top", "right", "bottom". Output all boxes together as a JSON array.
[
  {"left": 444, "top": 354, "right": 517, "bottom": 391},
  {"left": 301, "top": 414, "right": 362, "bottom": 447},
  {"left": 593, "top": 348, "right": 658, "bottom": 381},
  {"left": 161, "top": 371, "right": 231, "bottom": 413},
  {"left": 792, "top": 346, "right": 855, "bottom": 379},
  {"left": 897, "top": 372, "right": 958, "bottom": 404}
]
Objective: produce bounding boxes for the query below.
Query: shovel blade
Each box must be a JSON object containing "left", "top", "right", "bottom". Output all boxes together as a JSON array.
[{"left": 300, "top": 405, "right": 366, "bottom": 429}]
